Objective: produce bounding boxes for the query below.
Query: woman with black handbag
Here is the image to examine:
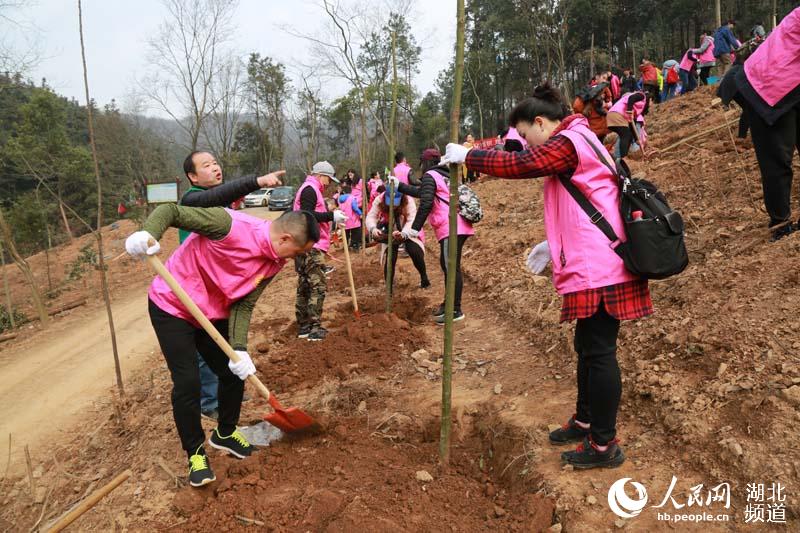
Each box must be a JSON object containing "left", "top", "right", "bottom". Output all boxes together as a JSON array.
[{"left": 441, "top": 83, "right": 653, "bottom": 470}]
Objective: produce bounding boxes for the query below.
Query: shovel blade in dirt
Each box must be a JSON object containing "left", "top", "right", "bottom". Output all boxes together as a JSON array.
[{"left": 264, "top": 394, "right": 316, "bottom": 432}]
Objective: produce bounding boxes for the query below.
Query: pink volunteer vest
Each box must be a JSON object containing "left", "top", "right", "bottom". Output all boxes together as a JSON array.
[
  {"left": 544, "top": 119, "right": 638, "bottom": 295},
  {"left": 697, "top": 36, "right": 715, "bottom": 63},
  {"left": 610, "top": 92, "right": 646, "bottom": 119},
  {"left": 393, "top": 162, "right": 411, "bottom": 185},
  {"left": 293, "top": 176, "right": 331, "bottom": 252},
  {"left": 338, "top": 194, "right": 361, "bottom": 230},
  {"left": 744, "top": 8, "right": 800, "bottom": 107},
  {"left": 148, "top": 210, "right": 286, "bottom": 324},
  {"left": 426, "top": 170, "right": 475, "bottom": 242}
]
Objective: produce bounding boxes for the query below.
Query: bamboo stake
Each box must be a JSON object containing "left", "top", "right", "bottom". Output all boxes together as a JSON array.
[
  {"left": 440, "top": 0, "right": 466, "bottom": 466},
  {"left": 46, "top": 469, "right": 131, "bottom": 532},
  {"left": 24, "top": 444, "right": 34, "bottom": 497},
  {"left": 385, "top": 180, "right": 395, "bottom": 313},
  {"left": 658, "top": 120, "right": 739, "bottom": 153}
]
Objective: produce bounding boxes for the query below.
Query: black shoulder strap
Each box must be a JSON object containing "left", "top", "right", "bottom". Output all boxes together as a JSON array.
[{"left": 557, "top": 132, "right": 621, "bottom": 244}]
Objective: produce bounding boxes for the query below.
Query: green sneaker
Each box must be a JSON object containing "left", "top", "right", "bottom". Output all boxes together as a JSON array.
[
  {"left": 188, "top": 450, "right": 216, "bottom": 487},
  {"left": 208, "top": 428, "right": 254, "bottom": 459}
]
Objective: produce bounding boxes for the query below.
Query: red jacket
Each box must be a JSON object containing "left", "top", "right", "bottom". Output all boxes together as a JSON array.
[{"left": 639, "top": 63, "right": 658, "bottom": 85}]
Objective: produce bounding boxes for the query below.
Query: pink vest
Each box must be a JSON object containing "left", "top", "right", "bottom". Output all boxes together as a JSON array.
[
  {"left": 148, "top": 210, "right": 286, "bottom": 324},
  {"left": 338, "top": 194, "right": 362, "bottom": 230},
  {"left": 426, "top": 170, "right": 475, "bottom": 242},
  {"left": 697, "top": 36, "right": 715, "bottom": 63},
  {"left": 610, "top": 74, "right": 621, "bottom": 100},
  {"left": 544, "top": 120, "right": 637, "bottom": 295},
  {"left": 679, "top": 51, "right": 695, "bottom": 72},
  {"left": 293, "top": 176, "right": 331, "bottom": 252},
  {"left": 610, "top": 92, "right": 646, "bottom": 120},
  {"left": 503, "top": 127, "right": 529, "bottom": 150},
  {"left": 393, "top": 162, "right": 411, "bottom": 185},
  {"left": 745, "top": 7, "right": 800, "bottom": 106}
]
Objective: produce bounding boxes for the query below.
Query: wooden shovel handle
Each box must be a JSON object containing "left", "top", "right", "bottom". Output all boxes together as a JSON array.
[
  {"left": 339, "top": 228, "right": 359, "bottom": 316},
  {"left": 145, "top": 254, "right": 271, "bottom": 401}
]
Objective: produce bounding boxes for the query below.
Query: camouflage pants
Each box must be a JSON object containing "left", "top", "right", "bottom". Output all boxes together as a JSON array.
[{"left": 295, "top": 248, "right": 327, "bottom": 328}]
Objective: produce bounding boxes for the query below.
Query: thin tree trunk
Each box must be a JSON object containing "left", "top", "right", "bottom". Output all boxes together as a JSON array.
[
  {"left": 0, "top": 209, "right": 48, "bottom": 325},
  {"left": 78, "top": 0, "right": 124, "bottom": 395},
  {"left": 715, "top": 0, "right": 721, "bottom": 30},
  {"left": 0, "top": 240, "right": 15, "bottom": 329},
  {"left": 34, "top": 186, "right": 53, "bottom": 293},
  {"left": 590, "top": 32, "right": 595, "bottom": 78},
  {"left": 385, "top": 31, "right": 399, "bottom": 313},
  {"left": 441, "top": 0, "right": 466, "bottom": 467}
]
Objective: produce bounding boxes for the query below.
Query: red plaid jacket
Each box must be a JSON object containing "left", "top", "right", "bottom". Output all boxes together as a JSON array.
[{"left": 466, "top": 115, "right": 653, "bottom": 322}]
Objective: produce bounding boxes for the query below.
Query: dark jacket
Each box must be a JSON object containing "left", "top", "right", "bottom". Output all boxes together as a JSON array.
[
  {"left": 178, "top": 175, "right": 260, "bottom": 243},
  {"left": 397, "top": 165, "right": 450, "bottom": 232},
  {"left": 713, "top": 26, "right": 740, "bottom": 56}
]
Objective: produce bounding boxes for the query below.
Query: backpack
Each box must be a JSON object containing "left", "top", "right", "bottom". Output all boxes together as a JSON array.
[
  {"left": 666, "top": 66, "right": 679, "bottom": 84},
  {"left": 558, "top": 133, "right": 689, "bottom": 279},
  {"left": 434, "top": 173, "right": 484, "bottom": 224}
]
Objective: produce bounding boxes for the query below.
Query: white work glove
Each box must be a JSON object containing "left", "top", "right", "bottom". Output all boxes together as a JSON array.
[
  {"left": 526, "top": 240, "right": 551, "bottom": 275},
  {"left": 125, "top": 231, "right": 160, "bottom": 257},
  {"left": 401, "top": 228, "right": 419, "bottom": 240},
  {"left": 387, "top": 175, "right": 400, "bottom": 190},
  {"left": 371, "top": 227, "right": 384, "bottom": 239},
  {"left": 229, "top": 350, "right": 256, "bottom": 381},
  {"left": 440, "top": 143, "right": 471, "bottom": 165},
  {"left": 333, "top": 210, "right": 348, "bottom": 224}
]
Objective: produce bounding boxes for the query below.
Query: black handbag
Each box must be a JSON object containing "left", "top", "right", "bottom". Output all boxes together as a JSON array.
[{"left": 557, "top": 133, "right": 689, "bottom": 280}]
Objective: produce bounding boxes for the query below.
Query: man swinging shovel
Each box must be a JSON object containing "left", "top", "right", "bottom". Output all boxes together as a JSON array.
[{"left": 125, "top": 205, "right": 320, "bottom": 487}]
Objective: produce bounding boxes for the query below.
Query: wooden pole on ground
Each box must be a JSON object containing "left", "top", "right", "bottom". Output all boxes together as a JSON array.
[
  {"left": 46, "top": 469, "right": 132, "bottom": 532},
  {"left": 340, "top": 228, "right": 360, "bottom": 318},
  {"left": 440, "top": 0, "right": 466, "bottom": 466}
]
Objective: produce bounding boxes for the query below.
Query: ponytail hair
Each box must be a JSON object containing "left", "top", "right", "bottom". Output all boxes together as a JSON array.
[{"left": 508, "top": 82, "right": 569, "bottom": 126}]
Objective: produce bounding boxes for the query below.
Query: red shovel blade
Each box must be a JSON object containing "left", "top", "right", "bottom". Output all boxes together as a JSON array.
[{"left": 263, "top": 393, "right": 315, "bottom": 432}]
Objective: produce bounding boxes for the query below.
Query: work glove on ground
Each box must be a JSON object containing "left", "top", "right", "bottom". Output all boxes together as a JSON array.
[
  {"left": 125, "top": 231, "right": 160, "bottom": 257},
  {"left": 333, "top": 210, "right": 348, "bottom": 224},
  {"left": 526, "top": 240, "right": 551, "bottom": 275},
  {"left": 440, "top": 143, "right": 470, "bottom": 165},
  {"left": 229, "top": 350, "right": 256, "bottom": 380}
]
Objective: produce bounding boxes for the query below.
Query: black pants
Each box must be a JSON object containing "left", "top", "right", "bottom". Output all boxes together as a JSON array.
[
  {"left": 149, "top": 299, "right": 244, "bottom": 456},
  {"left": 643, "top": 83, "right": 659, "bottom": 104},
  {"left": 384, "top": 239, "right": 428, "bottom": 290},
  {"left": 438, "top": 235, "right": 468, "bottom": 311},
  {"left": 749, "top": 104, "right": 800, "bottom": 226},
  {"left": 609, "top": 125, "right": 635, "bottom": 158},
  {"left": 574, "top": 305, "right": 621, "bottom": 445},
  {"left": 346, "top": 227, "right": 362, "bottom": 249},
  {"left": 699, "top": 66, "right": 712, "bottom": 85}
]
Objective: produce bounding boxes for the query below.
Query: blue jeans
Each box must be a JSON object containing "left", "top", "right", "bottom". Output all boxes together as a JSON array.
[
  {"left": 198, "top": 352, "right": 219, "bottom": 412},
  {"left": 678, "top": 69, "right": 697, "bottom": 94}
]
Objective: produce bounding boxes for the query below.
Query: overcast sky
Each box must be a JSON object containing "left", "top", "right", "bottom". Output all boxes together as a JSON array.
[{"left": 4, "top": 0, "right": 456, "bottom": 117}]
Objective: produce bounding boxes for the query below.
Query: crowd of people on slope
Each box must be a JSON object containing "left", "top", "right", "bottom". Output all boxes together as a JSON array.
[
  {"left": 571, "top": 19, "right": 770, "bottom": 159},
  {"left": 121, "top": 8, "right": 799, "bottom": 488}
]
